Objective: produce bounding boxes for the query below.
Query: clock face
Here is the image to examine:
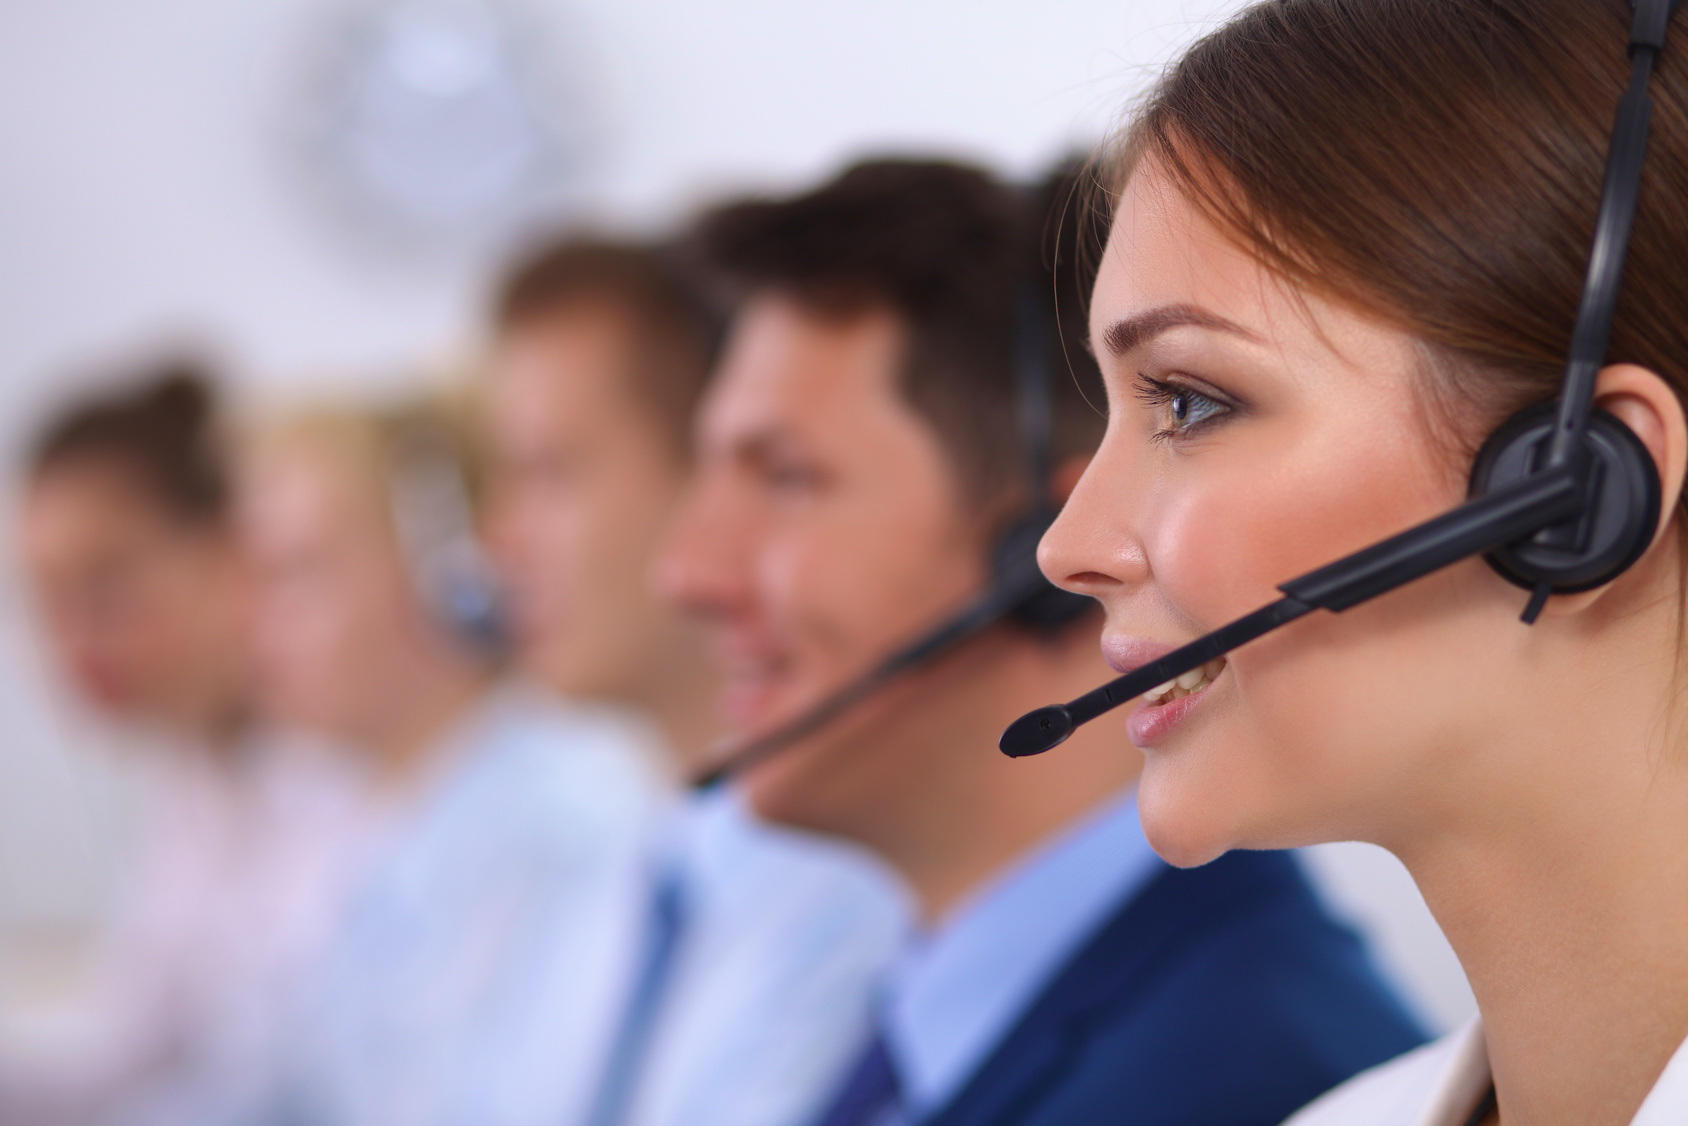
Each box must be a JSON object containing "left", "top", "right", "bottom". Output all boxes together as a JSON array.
[{"left": 297, "top": 0, "right": 596, "bottom": 254}]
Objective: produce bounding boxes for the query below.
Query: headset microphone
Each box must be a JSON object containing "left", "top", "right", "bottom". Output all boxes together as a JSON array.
[
  {"left": 389, "top": 412, "right": 511, "bottom": 659},
  {"left": 693, "top": 284, "right": 1095, "bottom": 788},
  {"left": 1003, "top": 0, "right": 1675, "bottom": 759}
]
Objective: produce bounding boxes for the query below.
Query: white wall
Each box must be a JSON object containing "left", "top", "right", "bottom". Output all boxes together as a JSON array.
[{"left": 0, "top": 0, "right": 1475, "bottom": 1033}]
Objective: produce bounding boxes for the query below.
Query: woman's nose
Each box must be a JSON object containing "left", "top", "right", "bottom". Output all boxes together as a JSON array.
[{"left": 1037, "top": 444, "right": 1150, "bottom": 601}]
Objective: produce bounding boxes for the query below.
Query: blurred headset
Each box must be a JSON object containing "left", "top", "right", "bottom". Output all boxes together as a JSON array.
[
  {"left": 693, "top": 271, "right": 1097, "bottom": 786},
  {"left": 386, "top": 412, "right": 511, "bottom": 660},
  {"left": 1003, "top": 0, "right": 1678, "bottom": 757}
]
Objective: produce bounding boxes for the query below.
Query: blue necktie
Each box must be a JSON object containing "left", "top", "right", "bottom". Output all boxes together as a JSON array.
[
  {"left": 812, "top": 1033, "right": 901, "bottom": 1126},
  {"left": 583, "top": 870, "right": 689, "bottom": 1126}
]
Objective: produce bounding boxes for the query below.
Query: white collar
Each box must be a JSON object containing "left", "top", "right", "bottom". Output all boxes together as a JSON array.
[{"left": 1411, "top": 1018, "right": 1688, "bottom": 1126}]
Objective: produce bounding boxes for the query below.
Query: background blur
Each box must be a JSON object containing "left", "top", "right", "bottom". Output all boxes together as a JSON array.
[{"left": 0, "top": 0, "right": 1476, "bottom": 1035}]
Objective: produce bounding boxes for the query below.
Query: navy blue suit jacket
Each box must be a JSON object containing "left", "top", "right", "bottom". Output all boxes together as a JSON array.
[{"left": 920, "top": 850, "right": 1425, "bottom": 1126}]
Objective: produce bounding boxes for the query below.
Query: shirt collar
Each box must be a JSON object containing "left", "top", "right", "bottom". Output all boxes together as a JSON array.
[
  {"left": 880, "top": 787, "right": 1162, "bottom": 1117},
  {"left": 1634, "top": 1028, "right": 1688, "bottom": 1126}
]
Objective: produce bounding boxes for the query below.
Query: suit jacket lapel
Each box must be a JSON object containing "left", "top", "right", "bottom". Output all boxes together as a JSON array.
[{"left": 917, "top": 851, "right": 1305, "bottom": 1126}]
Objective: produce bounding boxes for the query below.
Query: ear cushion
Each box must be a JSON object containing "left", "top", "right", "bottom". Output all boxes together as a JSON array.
[
  {"left": 1469, "top": 402, "right": 1661, "bottom": 593},
  {"left": 990, "top": 508, "right": 1096, "bottom": 631}
]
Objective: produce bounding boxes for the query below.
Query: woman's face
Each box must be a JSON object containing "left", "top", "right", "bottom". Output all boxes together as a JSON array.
[
  {"left": 22, "top": 461, "right": 247, "bottom": 733},
  {"left": 1040, "top": 165, "right": 1551, "bottom": 865},
  {"left": 240, "top": 445, "right": 443, "bottom": 745}
]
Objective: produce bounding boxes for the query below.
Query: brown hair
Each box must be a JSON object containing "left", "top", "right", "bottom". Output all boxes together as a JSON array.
[
  {"left": 30, "top": 362, "right": 229, "bottom": 526},
  {"left": 493, "top": 238, "right": 722, "bottom": 458},
  {"left": 687, "top": 158, "right": 1107, "bottom": 512},
  {"left": 1117, "top": 0, "right": 1688, "bottom": 478}
]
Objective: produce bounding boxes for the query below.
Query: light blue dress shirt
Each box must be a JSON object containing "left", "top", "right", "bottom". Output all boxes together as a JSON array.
[
  {"left": 247, "top": 687, "right": 668, "bottom": 1126},
  {"left": 623, "top": 787, "right": 914, "bottom": 1126},
  {"left": 879, "top": 787, "right": 1162, "bottom": 1123}
]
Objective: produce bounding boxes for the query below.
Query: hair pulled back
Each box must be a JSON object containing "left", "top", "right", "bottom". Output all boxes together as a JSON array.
[
  {"left": 1118, "top": 0, "right": 1688, "bottom": 475},
  {"left": 30, "top": 362, "right": 229, "bottom": 526}
]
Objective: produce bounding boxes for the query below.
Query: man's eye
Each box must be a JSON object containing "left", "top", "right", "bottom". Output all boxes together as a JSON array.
[{"left": 764, "top": 461, "right": 824, "bottom": 491}]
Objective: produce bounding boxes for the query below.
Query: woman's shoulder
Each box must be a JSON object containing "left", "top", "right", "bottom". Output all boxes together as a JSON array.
[{"left": 1284, "top": 1019, "right": 1487, "bottom": 1126}]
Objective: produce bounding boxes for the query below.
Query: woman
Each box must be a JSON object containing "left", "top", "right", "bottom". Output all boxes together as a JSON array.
[
  {"left": 11, "top": 367, "right": 368, "bottom": 1126},
  {"left": 1037, "top": 1, "right": 1688, "bottom": 1123},
  {"left": 238, "top": 398, "right": 667, "bottom": 1126}
]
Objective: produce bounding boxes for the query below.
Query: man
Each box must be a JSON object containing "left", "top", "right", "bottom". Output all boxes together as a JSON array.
[
  {"left": 478, "top": 239, "right": 908, "bottom": 1126},
  {"left": 658, "top": 160, "right": 1427, "bottom": 1126}
]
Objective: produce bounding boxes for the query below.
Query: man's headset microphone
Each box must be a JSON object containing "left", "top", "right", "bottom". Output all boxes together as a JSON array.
[
  {"left": 386, "top": 413, "right": 512, "bottom": 661},
  {"left": 1001, "top": 0, "right": 1680, "bottom": 758}
]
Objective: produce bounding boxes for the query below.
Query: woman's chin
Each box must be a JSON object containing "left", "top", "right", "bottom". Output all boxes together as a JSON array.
[
  {"left": 1134, "top": 753, "right": 1260, "bottom": 868},
  {"left": 1136, "top": 785, "right": 1235, "bottom": 869}
]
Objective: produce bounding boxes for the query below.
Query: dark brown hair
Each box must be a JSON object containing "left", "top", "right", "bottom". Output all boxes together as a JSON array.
[
  {"left": 30, "top": 362, "right": 229, "bottom": 526},
  {"left": 688, "top": 158, "right": 1107, "bottom": 512},
  {"left": 493, "top": 238, "right": 723, "bottom": 458},
  {"left": 1118, "top": 0, "right": 1688, "bottom": 477}
]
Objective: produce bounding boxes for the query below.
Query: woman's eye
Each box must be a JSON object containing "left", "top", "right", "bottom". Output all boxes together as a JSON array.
[
  {"left": 1134, "top": 375, "right": 1232, "bottom": 438},
  {"left": 1168, "top": 388, "right": 1225, "bottom": 429}
]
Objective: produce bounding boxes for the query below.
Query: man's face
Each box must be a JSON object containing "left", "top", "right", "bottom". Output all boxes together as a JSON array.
[
  {"left": 484, "top": 305, "right": 698, "bottom": 706},
  {"left": 659, "top": 295, "right": 991, "bottom": 831}
]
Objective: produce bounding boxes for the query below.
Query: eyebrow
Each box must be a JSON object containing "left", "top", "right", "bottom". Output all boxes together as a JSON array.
[{"left": 1100, "top": 303, "right": 1259, "bottom": 357}]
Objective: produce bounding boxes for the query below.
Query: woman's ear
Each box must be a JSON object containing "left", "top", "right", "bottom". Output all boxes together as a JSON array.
[
  {"left": 1537, "top": 363, "right": 1686, "bottom": 617},
  {"left": 1593, "top": 362, "right": 1687, "bottom": 545}
]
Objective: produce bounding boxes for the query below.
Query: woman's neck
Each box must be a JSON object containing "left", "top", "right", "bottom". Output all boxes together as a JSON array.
[{"left": 1396, "top": 614, "right": 1688, "bottom": 1126}]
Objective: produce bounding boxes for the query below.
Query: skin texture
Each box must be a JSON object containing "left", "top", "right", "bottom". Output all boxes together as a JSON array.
[
  {"left": 240, "top": 442, "right": 484, "bottom": 780},
  {"left": 482, "top": 304, "right": 719, "bottom": 765},
  {"left": 658, "top": 294, "right": 1138, "bottom": 922},
  {"left": 21, "top": 461, "right": 250, "bottom": 745},
  {"left": 1038, "top": 162, "right": 1688, "bottom": 1126}
]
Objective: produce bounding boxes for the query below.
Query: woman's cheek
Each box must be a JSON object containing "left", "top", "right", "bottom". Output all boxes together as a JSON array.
[{"left": 1147, "top": 475, "right": 1298, "bottom": 628}]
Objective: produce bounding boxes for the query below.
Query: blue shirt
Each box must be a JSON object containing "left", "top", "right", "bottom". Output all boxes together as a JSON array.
[
  {"left": 880, "top": 788, "right": 1161, "bottom": 1123},
  {"left": 625, "top": 788, "right": 913, "bottom": 1126},
  {"left": 246, "top": 687, "right": 668, "bottom": 1126}
]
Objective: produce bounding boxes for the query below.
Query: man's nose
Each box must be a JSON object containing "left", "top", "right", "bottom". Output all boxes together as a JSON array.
[{"left": 651, "top": 480, "right": 753, "bottom": 620}]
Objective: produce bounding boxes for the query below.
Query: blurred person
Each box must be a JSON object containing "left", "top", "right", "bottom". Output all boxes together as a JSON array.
[
  {"left": 474, "top": 239, "right": 908, "bottom": 1126},
  {"left": 5, "top": 366, "right": 369, "bottom": 1126},
  {"left": 658, "top": 159, "right": 1426, "bottom": 1126},
  {"left": 236, "top": 396, "right": 668, "bottom": 1126}
]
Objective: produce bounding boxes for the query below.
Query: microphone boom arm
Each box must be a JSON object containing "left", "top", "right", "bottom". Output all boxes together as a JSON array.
[
  {"left": 694, "top": 587, "right": 1022, "bottom": 788},
  {"left": 1000, "top": 466, "right": 1581, "bottom": 757}
]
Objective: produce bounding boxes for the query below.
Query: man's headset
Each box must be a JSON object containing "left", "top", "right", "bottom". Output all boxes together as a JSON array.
[
  {"left": 1002, "top": 0, "right": 1679, "bottom": 758},
  {"left": 386, "top": 413, "right": 511, "bottom": 659},
  {"left": 692, "top": 284, "right": 1096, "bottom": 787}
]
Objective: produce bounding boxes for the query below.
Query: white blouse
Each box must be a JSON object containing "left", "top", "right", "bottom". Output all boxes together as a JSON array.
[{"left": 1286, "top": 1018, "right": 1688, "bottom": 1126}]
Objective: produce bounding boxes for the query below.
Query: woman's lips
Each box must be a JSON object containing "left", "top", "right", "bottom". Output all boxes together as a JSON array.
[
  {"left": 1125, "top": 669, "right": 1221, "bottom": 746},
  {"left": 1102, "top": 633, "right": 1225, "bottom": 747}
]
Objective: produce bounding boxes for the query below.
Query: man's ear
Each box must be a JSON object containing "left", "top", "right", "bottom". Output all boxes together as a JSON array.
[
  {"left": 1051, "top": 454, "right": 1093, "bottom": 506},
  {"left": 1536, "top": 362, "right": 1686, "bottom": 616}
]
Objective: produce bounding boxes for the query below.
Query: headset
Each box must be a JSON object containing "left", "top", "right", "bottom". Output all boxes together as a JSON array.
[
  {"left": 692, "top": 277, "right": 1098, "bottom": 787},
  {"left": 1002, "top": 0, "right": 1679, "bottom": 759},
  {"left": 387, "top": 412, "right": 511, "bottom": 659}
]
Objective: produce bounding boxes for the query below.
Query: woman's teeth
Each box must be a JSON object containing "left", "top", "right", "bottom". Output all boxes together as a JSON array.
[{"left": 1143, "top": 658, "right": 1226, "bottom": 706}]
